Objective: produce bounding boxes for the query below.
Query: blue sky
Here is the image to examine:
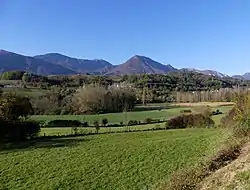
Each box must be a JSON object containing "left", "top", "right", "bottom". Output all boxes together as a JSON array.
[{"left": 1, "top": 0, "right": 250, "bottom": 75}]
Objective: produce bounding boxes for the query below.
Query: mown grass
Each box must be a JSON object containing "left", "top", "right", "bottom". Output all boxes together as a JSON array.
[
  {"left": 0, "top": 128, "right": 229, "bottom": 190},
  {"left": 31, "top": 105, "right": 233, "bottom": 125}
]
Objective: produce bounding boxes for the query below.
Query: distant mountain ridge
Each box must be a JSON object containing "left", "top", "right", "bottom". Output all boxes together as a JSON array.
[
  {"left": 0, "top": 49, "right": 249, "bottom": 78},
  {"left": 181, "top": 68, "right": 229, "bottom": 78},
  {"left": 34, "top": 53, "right": 114, "bottom": 74},
  {"left": 0, "top": 50, "right": 76, "bottom": 75},
  {"left": 232, "top": 73, "right": 250, "bottom": 80}
]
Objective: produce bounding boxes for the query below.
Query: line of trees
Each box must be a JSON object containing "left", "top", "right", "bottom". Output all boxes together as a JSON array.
[
  {"left": 175, "top": 88, "right": 244, "bottom": 103},
  {"left": 72, "top": 85, "right": 136, "bottom": 114},
  {"left": 2, "top": 70, "right": 250, "bottom": 108}
]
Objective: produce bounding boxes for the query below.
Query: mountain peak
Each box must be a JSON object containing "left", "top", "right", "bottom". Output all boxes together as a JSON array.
[
  {"left": 0, "top": 49, "right": 11, "bottom": 55},
  {"left": 132, "top": 55, "right": 150, "bottom": 59},
  {"left": 106, "top": 55, "right": 177, "bottom": 75}
]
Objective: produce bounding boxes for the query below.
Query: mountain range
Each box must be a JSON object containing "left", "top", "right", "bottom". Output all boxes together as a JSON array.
[{"left": 0, "top": 49, "right": 248, "bottom": 79}]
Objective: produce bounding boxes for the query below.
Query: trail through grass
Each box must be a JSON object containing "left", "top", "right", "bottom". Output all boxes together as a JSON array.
[{"left": 0, "top": 128, "right": 229, "bottom": 190}]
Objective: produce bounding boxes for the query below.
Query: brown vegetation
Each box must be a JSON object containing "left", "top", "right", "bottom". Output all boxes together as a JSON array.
[{"left": 72, "top": 85, "right": 136, "bottom": 114}]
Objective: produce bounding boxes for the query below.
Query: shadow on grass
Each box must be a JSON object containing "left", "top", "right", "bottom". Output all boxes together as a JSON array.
[{"left": 0, "top": 137, "right": 88, "bottom": 153}]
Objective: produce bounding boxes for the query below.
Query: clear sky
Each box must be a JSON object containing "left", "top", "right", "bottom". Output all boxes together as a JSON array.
[{"left": 1, "top": 0, "right": 250, "bottom": 75}]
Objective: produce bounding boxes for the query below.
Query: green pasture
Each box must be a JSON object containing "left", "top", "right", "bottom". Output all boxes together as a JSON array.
[
  {"left": 31, "top": 105, "right": 232, "bottom": 125},
  {"left": 0, "top": 128, "right": 229, "bottom": 190}
]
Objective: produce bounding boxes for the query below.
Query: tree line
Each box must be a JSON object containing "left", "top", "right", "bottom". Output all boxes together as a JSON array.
[
  {"left": 31, "top": 85, "right": 136, "bottom": 115},
  {"left": 1, "top": 70, "right": 250, "bottom": 109}
]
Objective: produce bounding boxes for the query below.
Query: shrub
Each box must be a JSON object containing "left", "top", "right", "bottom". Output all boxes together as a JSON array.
[
  {"left": 19, "top": 121, "right": 41, "bottom": 139},
  {"left": 211, "top": 109, "right": 222, "bottom": 115},
  {"left": 128, "top": 120, "right": 138, "bottom": 126},
  {"left": 101, "top": 118, "right": 108, "bottom": 127},
  {"left": 94, "top": 120, "right": 100, "bottom": 133},
  {"left": 166, "top": 113, "right": 214, "bottom": 129},
  {"left": 180, "top": 109, "right": 192, "bottom": 113},
  {"left": 82, "top": 121, "right": 89, "bottom": 127},
  {"left": 144, "top": 117, "right": 153, "bottom": 124},
  {"left": 120, "top": 121, "right": 124, "bottom": 126},
  {"left": 46, "top": 120, "right": 82, "bottom": 128},
  {"left": 0, "top": 120, "right": 40, "bottom": 142}
]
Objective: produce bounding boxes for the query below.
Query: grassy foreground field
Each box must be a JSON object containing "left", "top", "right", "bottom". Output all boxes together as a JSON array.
[
  {"left": 31, "top": 105, "right": 233, "bottom": 125},
  {"left": 0, "top": 128, "right": 229, "bottom": 190}
]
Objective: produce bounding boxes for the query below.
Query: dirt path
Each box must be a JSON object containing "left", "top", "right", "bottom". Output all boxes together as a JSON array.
[{"left": 199, "top": 142, "right": 250, "bottom": 190}]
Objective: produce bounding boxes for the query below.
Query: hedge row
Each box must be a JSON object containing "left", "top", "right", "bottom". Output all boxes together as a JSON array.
[
  {"left": 166, "top": 113, "right": 215, "bottom": 129},
  {"left": 41, "top": 118, "right": 167, "bottom": 128}
]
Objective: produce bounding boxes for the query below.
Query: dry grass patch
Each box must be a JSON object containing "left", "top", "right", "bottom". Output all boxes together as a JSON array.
[{"left": 172, "top": 102, "right": 235, "bottom": 107}]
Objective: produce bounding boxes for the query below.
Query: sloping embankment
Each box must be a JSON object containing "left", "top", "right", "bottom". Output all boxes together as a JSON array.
[{"left": 199, "top": 142, "right": 250, "bottom": 190}]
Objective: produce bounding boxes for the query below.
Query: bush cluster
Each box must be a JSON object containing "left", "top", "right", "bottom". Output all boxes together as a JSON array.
[
  {"left": 128, "top": 120, "right": 139, "bottom": 126},
  {"left": 211, "top": 109, "right": 222, "bottom": 115},
  {"left": 0, "top": 93, "right": 40, "bottom": 142},
  {"left": 0, "top": 120, "right": 40, "bottom": 142},
  {"left": 46, "top": 120, "right": 83, "bottom": 128},
  {"left": 180, "top": 109, "right": 192, "bottom": 113},
  {"left": 144, "top": 117, "right": 153, "bottom": 124},
  {"left": 166, "top": 113, "right": 214, "bottom": 129}
]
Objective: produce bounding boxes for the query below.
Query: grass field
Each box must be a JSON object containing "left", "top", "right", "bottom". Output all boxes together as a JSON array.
[
  {"left": 31, "top": 105, "right": 233, "bottom": 125},
  {"left": 40, "top": 111, "right": 226, "bottom": 136},
  {"left": 0, "top": 128, "right": 229, "bottom": 190}
]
